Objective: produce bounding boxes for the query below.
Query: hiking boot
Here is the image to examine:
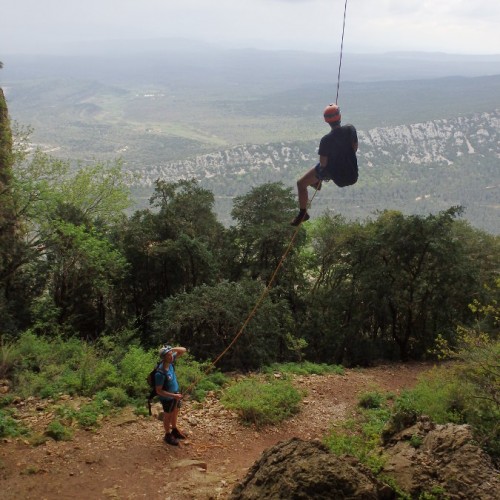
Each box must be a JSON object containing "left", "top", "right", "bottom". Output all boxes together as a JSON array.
[
  {"left": 164, "top": 432, "right": 179, "bottom": 446},
  {"left": 172, "top": 427, "right": 187, "bottom": 440},
  {"left": 291, "top": 211, "right": 310, "bottom": 226}
]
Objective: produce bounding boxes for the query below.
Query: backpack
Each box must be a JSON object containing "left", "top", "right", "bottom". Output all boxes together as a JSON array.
[
  {"left": 146, "top": 363, "right": 161, "bottom": 416},
  {"left": 146, "top": 361, "right": 177, "bottom": 415},
  {"left": 326, "top": 125, "right": 358, "bottom": 188},
  {"left": 329, "top": 152, "right": 358, "bottom": 187}
]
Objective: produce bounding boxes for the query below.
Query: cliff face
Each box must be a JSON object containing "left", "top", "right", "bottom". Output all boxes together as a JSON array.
[
  {"left": 130, "top": 110, "right": 500, "bottom": 186},
  {"left": 0, "top": 87, "right": 13, "bottom": 189}
]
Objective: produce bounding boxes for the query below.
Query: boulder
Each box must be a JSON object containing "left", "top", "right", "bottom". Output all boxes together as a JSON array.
[
  {"left": 382, "top": 417, "right": 500, "bottom": 499},
  {"left": 231, "top": 419, "right": 500, "bottom": 500},
  {"left": 230, "top": 438, "right": 394, "bottom": 500}
]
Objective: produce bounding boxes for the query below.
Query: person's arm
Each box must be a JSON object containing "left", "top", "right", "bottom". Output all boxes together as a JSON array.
[
  {"left": 155, "top": 370, "right": 183, "bottom": 399},
  {"left": 172, "top": 347, "right": 187, "bottom": 358},
  {"left": 155, "top": 384, "right": 183, "bottom": 399}
]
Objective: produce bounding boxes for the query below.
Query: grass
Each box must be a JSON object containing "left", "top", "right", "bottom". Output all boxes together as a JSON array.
[
  {"left": 221, "top": 376, "right": 303, "bottom": 427},
  {"left": 0, "top": 408, "right": 30, "bottom": 438},
  {"left": 0, "top": 332, "right": 229, "bottom": 437},
  {"left": 45, "top": 420, "right": 73, "bottom": 441},
  {"left": 262, "top": 361, "right": 344, "bottom": 376},
  {"left": 324, "top": 390, "right": 395, "bottom": 474}
]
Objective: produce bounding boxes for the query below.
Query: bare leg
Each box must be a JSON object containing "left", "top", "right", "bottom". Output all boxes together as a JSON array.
[
  {"left": 162, "top": 410, "right": 173, "bottom": 434},
  {"left": 297, "top": 167, "right": 320, "bottom": 210},
  {"left": 171, "top": 406, "right": 179, "bottom": 429}
]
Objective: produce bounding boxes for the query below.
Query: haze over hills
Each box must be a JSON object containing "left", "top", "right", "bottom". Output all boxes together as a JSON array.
[{"left": 2, "top": 41, "right": 499, "bottom": 233}]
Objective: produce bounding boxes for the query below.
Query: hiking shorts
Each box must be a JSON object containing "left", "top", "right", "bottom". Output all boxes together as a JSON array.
[
  {"left": 314, "top": 162, "right": 332, "bottom": 181},
  {"left": 161, "top": 396, "right": 181, "bottom": 413}
]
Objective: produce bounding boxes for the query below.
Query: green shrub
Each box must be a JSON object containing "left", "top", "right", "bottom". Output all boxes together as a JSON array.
[
  {"left": 325, "top": 405, "right": 391, "bottom": 473},
  {"left": 0, "top": 409, "right": 29, "bottom": 438},
  {"left": 358, "top": 391, "right": 386, "bottom": 409},
  {"left": 118, "top": 346, "right": 156, "bottom": 398},
  {"left": 221, "top": 377, "right": 302, "bottom": 427},
  {"left": 0, "top": 337, "right": 19, "bottom": 378},
  {"left": 262, "top": 361, "right": 344, "bottom": 376},
  {"left": 410, "top": 434, "right": 424, "bottom": 448},
  {"left": 175, "top": 355, "right": 228, "bottom": 401},
  {"left": 54, "top": 401, "right": 105, "bottom": 430},
  {"left": 0, "top": 395, "right": 15, "bottom": 408},
  {"left": 74, "top": 406, "right": 101, "bottom": 428},
  {"left": 95, "top": 387, "right": 129, "bottom": 407},
  {"left": 45, "top": 420, "right": 73, "bottom": 441},
  {"left": 385, "top": 346, "right": 499, "bottom": 460}
]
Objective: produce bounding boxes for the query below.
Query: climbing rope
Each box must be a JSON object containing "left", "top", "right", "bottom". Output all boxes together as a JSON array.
[
  {"left": 182, "top": 188, "right": 321, "bottom": 396},
  {"left": 335, "top": 0, "right": 349, "bottom": 105},
  {"left": 181, "top": 1, "right": 350, "bottom": 396}
]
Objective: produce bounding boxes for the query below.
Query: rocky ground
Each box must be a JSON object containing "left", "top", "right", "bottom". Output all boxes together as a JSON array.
[{"left": 0, "top": 362, "right": 434, "bottom": 499}]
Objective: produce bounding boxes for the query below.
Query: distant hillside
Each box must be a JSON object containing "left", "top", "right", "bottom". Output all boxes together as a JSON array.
[
  {"left": 2, "top": 48, "right": 499, "bottom": 233},
  {"left": 130, "top": 110, "right": 500, "bottom": 234}
]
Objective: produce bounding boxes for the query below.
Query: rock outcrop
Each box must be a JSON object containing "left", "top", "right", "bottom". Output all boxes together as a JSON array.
[
  {"left": 231, "top": 419, "right": 500, "bottom": 500},
  {"left": 382, "top": 417, "right": 500, "bottom": 500},
  {"left": 230, "top": 438, "right": 394, "bottom": 500}
]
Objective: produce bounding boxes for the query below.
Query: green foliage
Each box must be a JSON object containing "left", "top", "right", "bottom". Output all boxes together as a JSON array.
[
  {"left": 301, "top": 208, "right": 496, "bottom": 365},
  {"left": 45, "top": 420, "right": 73, "bottom": 441},
  {"left": 0, "top": 337, "right": 17, "bottom": 378},
  {"left": 95, "top": 387, "right": 129, "bottom": 407},
  {"left": 324, "top": 405, "right": 390, "bottom": 473},
  {"left": 62, "top": 160, "right": 131, "bottom": 223},
  {"left": 152, "top": 279, "right": 294, "bottom": 371},
  {"left": 385, "top": 347, "right": 499, "bottom": 460},
  {"left": 325, "top": 391, "right": 396, "bottom": 473},
  {"left": 174, "top": 354, "right": 228, "bottom": 401},
  {"left": 358, "top": 390, "right": 387, "bottom": 410},
  {"left": 53, "top": 397, "right": 113, "bottom": 430},
  {"left": 410, "top": 434, "right": 423, "bottom": 448},
  {"left": 0, "top": 408, "right": 29, "bottom": 438},
  {"left": 117, "top": 346, "right": 156, "bottom": 398},
  {"left": 262, "top": 361, "right": 344, "bottom": 376},
  {"left": 221, "top": 377, "right": 302, "bottom": 427},
  {"left": 11, "top": 332, "right": 120, "bottom": 398},
  {"left": 230, "top": 182, "right": 298, "bottom": 283}
]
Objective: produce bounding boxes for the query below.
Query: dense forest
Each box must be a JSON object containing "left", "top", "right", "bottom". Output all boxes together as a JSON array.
[{"left": 1, "top": 87, "right": 498, "bottom": 371}]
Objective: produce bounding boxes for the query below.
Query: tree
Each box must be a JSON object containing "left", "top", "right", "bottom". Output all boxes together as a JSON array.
[
  {"left": 152, "top": 279, "right": 296, "bottom": 370},
  {"left": 3, "top": 129, "right": 133, "bottom": 337},
  {"left": 116, "top": 179, "right": 226, "bottom": 337},
  {"left": 230, "top": 182, "right": 301, "bottom": 285},
  {"left": 0, "top": 87, "right": 21, "bottom": 331},
  {"left": 302, "top": 208, "right": 488, "bottom": 364}
]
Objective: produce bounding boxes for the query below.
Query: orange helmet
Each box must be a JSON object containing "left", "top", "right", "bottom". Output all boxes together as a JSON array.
[{"left": 323, "top": 104, "right": 341, "bottom": 124}]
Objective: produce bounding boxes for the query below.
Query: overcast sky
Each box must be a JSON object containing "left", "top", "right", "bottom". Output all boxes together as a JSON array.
[{"left": 2, "top": 0, "right": 500, "bottom": 55}]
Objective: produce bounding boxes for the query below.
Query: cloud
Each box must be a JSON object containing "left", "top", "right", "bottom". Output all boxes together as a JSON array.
[{"left": 1, "top": 0, "right": 499, "bottom": 55}]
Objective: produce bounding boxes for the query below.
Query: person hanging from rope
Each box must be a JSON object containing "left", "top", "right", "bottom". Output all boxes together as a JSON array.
[
  {"left": 291, "top": 104, "right": 358, "bottom": 226},
  {"left": 155, "top": 344, "right": 188, "bottom": 446}
]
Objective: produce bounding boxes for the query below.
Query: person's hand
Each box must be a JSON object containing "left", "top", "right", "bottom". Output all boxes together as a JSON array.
[{"left": 174, "top": 393, "right": 183, "bottom": 401}]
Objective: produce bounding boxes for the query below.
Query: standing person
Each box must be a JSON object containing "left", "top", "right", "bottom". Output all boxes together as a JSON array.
[
  {"left": 155, "top": 344, "right": 187, "bottom": 446},
  {"left": 291, "top": 104, "right": 358, "bottom": 226}
]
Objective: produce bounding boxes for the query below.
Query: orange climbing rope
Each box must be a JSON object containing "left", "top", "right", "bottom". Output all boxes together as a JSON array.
[
  {"left": 182, "top": 189, "right": 321, "bottom": 396},
  {"left": 182, "top": 0, "right": 350, "bottom": 396}
]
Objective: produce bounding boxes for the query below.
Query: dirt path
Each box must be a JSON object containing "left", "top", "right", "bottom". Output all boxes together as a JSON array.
[{"left": 0, "top": 362, "right": 432, "bottom": 499}]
